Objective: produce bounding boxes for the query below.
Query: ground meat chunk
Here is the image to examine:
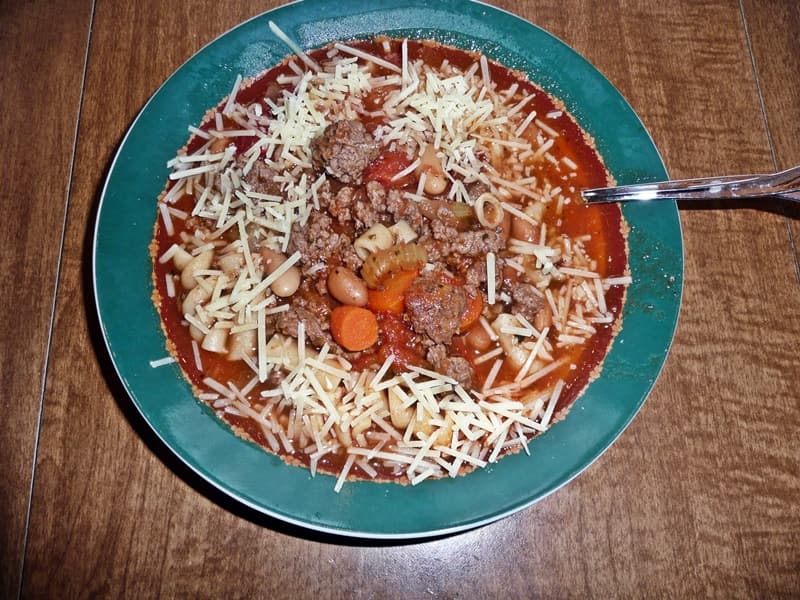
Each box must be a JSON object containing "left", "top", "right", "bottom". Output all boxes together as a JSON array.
[
  {"left": 287, "top": 210, "right": 362, "bottom": 273},
  {"left": 270, "top": 286, "right": 338, "bottom": 350},
  {"left": 239, "top": 156, "right": 281, "bottom": 196},
  {"left": 324, "top": 182, "right": 387, "bottom": 231},
  {"left": 427, "top": 344, "right": 473, "bottom": 389},
  {"left": 385, "top": 188, "right": 427, "bottom": 234},
  {"left": 466, "top": 180, "right": 491, "bottom": 203},
  {"left": 510, "top": 283, "right": 545, "bottom": 322},
  {"left": 405, "top": 275, "right": 466, "bottom": 344},
  {"left": 424, "top": 223, "right": 505, "bottom": 261},
  {"left": 325, "top": 186, "right": 355, "bottom": 225},
  {"left": 464, "top": 261, "right": 486, "bottom": 288},
  {"left": 311, "top": 120, "right": 380, "bottom": 184}
]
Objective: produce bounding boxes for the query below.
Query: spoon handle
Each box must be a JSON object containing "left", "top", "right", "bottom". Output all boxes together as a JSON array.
[{"left": 581, "top": 165, "right": 800, "bottom": 203}]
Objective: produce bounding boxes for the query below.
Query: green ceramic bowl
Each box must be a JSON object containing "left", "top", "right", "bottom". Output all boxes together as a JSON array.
[{"left": 94, "top": 0, "right": 682, "bottom": 538}]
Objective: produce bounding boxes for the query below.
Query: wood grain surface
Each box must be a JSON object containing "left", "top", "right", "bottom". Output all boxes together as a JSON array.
[
  {"left": 3, "top": 1, "right": 798, "bottom": 598},
  {"left": 0, "top": 2, "right": 92, "bottom": 597},
  {"left": 744, "top": 0, "right": 800, "bottom": 277}
]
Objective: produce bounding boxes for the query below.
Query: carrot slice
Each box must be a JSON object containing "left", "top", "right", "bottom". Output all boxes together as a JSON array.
[
  {"left": 367, "top": 269, "right": 418, "bottom": 314},
  {"left": 459, "top": 290, "right": 484, "bottom": 332},
  {"left": 330, "top": 306, "right": 379, "bottom": 351}
]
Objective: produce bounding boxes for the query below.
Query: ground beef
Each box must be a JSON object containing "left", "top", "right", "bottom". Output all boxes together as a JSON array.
[
  {"left": 350, "top": 185, "right": 382, "bottom": 230},
  {"left": 427, "top": 344, "right": 473, "bottom": 389},
  {"left": 422, "top": 226, "right": 506, "bottom": 279},
  {"left": 311, "top": 120, "right": 380, "bottom": 185},
  {"left": 405, "top": 275, "right": 466, "bottom": 344},
  {"left": 464, "top": 261, "right": 485, "bottom": 288},
  {"left": 511, "top": 283, "right": 545, "bottom": 322},
  {"left": 361, "top": 181, "right": 392, "bottom": 226},
  {"left": 466, "top": 181, "right": 491, "bottom": 202},
  {"left": 325, "top": 186, "right": 355, "bottom": 225},
  {"left": 287, "top": 210, "right": 362, "bottom": 273},
  {"left": 239, "top": 156, "right": 282, "bottom": 196},
  {"left": 323, "top": 181, "right": 387, "bottom": 231},
  {"left": 376, "top": 183, "right": 430, "bottom": 235},
  {"left": 270, "top": 286, "right": 338, "bottom": 350}
]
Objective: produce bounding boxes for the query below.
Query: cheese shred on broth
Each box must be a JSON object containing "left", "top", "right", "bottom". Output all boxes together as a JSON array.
[{"left": 150, "top": 34, "right": 630, "bottom": 490}]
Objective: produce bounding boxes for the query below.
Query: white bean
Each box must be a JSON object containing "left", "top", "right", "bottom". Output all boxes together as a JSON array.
[
  {"left": 511, "top": 216, "right": 537, "bottom": 242},
  {"left": 327, "top": 266, "right": 368, "bottom": 306},
  {"left": 524, "top": 201, "right": 546, "bottom": 222},
  {"left": 261, "top": 248, "right": 300, "bottom": 297},
  {"left": 489, "top": 142, "right": 505, "bottom": 170},
  {"left": 218, "top": 252, "right": 244, "bottom": 275},
  {"left": 413, "top": 410, "right": 453, "bottom": 445},
  {"left": 534, "top": 304, "right": 553, "bottom": 331},
  {"left": 492, "top": 314, "right": 528, "bottom": 369},
  {"left": 271, "top": 266, "right": 300, "bottom": 297},
  {"left": 466, "top": 323, "right": 494, "bottom": 351},
  {"left": 418, "top": 145, "right": 447, "bottom": 195}
]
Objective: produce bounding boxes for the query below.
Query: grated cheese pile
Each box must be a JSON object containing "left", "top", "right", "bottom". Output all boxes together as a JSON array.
[{"left": 152, "top": 30, "right": 631, "bottom": 491}]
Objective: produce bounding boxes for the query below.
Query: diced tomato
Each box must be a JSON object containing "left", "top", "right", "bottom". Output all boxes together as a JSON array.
[
  {"left": 364, "top": 151, "right": 414, "bottom": 188},
  {"left": 436, "top": 271, "right": 465, "bottom": 287},
  {"left": 376, "top": 313, "right": 427, "bottom": 370}
]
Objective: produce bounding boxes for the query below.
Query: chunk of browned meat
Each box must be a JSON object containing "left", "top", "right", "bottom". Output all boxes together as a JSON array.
[
  {"left": 311, "top": 120, "right": 380, "bottom": 184},
  {"left": 271, "top": 287, "right": 337, "bottom": 350},
  {"left": 327, "top": 185, "right": 382, "bottom": 231},
  {"left": 510, "top": 283, "right": 545, "bottom": 322},
  {"left": 405, "top": 275, "right": 466, "bottom": 344},
  {"left": 287, "top": 210, "right": 362, "bottom": 273},
  {"left": 385, "top": 187, "right": 428, "bottom": 234},
  {"left": 427, "top": 344, "right": 473, "bottom": 389},
  {"left": 239, "top": 156, "right": 282, "bottom": 196},
  {"left": 466, "top": 180, "right": 491, "bottom": 202}
]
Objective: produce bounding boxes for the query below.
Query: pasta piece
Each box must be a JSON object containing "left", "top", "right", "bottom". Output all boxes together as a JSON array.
[
  {"left": 182, "top": 283, "right": 212, "bottom": 316},
  {"left": 202, "top": 325, "right": 230, "bottom": 353},
  {"left": 491, "top": 314, "right": 529, "bottom": 370},
  {"left": 180, "top": 250, "right": 214, "bottom": 290},
  {"left": 475, "top": 193, "right": 504, "bottom": 228},
  {"left": 227, "top": 328, "right": 257, "bottom": 361},
  {"left": 170, "top": 246, "right": 194, "bottom": 270},
  {"left": 387, "top": 386, "right": 414, "bottom": 429},
  {"left": 388, "top": 220, "right": 418, "bottom": 244},
  {"left": 353, "top": 223, "right": 394, "bottom": 260},
  {"left": 361, "top": 242, "right": 427, "bottom": 288}
]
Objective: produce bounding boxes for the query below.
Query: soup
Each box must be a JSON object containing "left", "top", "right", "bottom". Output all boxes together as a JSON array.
[{"left": 151, "top": 34, "right": 630, "bottom": 490}]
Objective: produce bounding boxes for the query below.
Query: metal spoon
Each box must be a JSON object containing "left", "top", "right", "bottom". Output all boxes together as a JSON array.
[{"left": 581, "top": 164, "right": 800, "bottom": 204}]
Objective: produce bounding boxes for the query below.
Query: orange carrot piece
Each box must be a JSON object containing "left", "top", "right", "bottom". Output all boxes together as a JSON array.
[
  {"left": 459, "top": 290, "right": 484, "bottom": 332},
  {"left": 367, "top": 269, "right": 418, "bottom": 314},
  {"left": 330, "top": 306, "right": 379, "bottom": 351}
]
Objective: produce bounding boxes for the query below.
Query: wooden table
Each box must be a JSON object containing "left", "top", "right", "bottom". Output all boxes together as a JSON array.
[{"left": 3, "top": 1, "right": 798, "bottom": 597}]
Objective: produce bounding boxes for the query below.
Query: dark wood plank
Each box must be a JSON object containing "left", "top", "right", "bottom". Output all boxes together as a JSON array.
[
  {"left": 743, "top": 0, "right": 800, "bottom": 277},
  {"left": 23, "top": 0, "right": 800, "bottom": 598},
  {"left": 743, "top": 0, "right": 800, "bottom": 169},
  {"left": 0, "top": 2, "right": 92, "bottom": 597}
]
